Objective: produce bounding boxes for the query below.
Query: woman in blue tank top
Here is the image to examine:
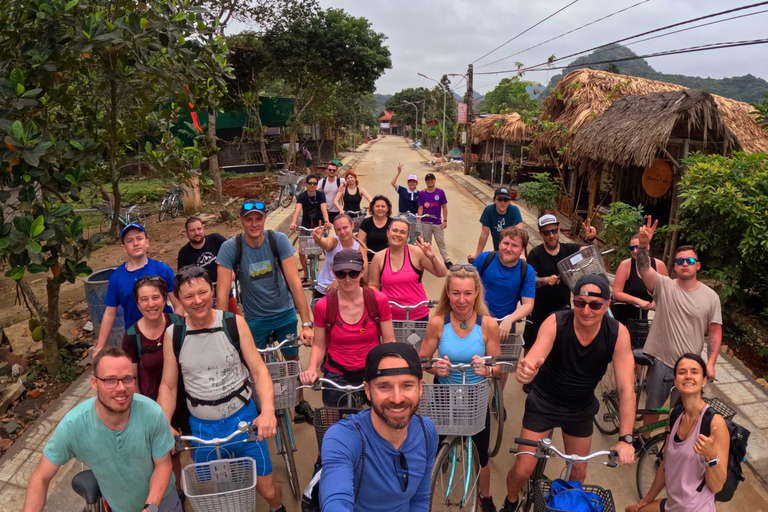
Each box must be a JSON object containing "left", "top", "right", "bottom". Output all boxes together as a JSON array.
[{"left": 419, "top": 267, "right": 501, "bottom": 511}]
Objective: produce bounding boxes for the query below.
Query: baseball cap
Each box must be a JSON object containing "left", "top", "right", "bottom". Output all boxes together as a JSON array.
[
  {"left": 538, "top": 214, "right": 559, "bottom": 229},
  {"left": 240, "top": 200, "right": 266, "bottom": 217},
  {"left": 574, "top": 274, "right": 611, "bottom": 300},
  {"left": 407, "top": 174, "right": 418, "bottom": 182},
  {"left": 120, "top": 223, "right": 146, "bottom": 242},
  {"left": 425, "top": 173, "right": 436, "bottom": 180},
  {"left": 494, "top": 187, "right": 511, "bottom": 200},
  {"left": 332, "top": 249, "right": 364, "bottom": 272},
  {"left": 364, "top": 343, "right": 423, "bottom": 382}
]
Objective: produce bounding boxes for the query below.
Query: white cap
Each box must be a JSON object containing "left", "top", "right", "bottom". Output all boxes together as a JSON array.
[
  {"left": 407, "top": 174, "right": 418, "bottom": 182},
  {"left": 538, "top": 214, "right": 559, "bottom": 228}
]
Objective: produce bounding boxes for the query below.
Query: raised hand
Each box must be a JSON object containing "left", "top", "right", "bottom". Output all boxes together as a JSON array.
[
  {"left": 415, "top": 237, "right": 435, "bottom": 259},
  {"left": 515, "top": 357, "right": 544, "bottom": 384},
  {"left": 638, "top": 216, "right": 658, "bottom": 248},
  {"left": 397, "top": 162, "right": 404, "bottom": 173},
  {"left": 693, "top": 425, "right": 718, "bottom": 461},
  {"left": 582, "top": 218, "right": 597, "bottom": 240}
]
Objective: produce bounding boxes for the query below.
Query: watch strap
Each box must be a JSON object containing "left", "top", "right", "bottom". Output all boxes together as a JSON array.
[{"left": 619, "top": 434, "right": 633, "bottom": 444}]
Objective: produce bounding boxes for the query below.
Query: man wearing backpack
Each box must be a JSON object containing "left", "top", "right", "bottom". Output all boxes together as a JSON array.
[
  {"left": 216, "top": 199, "right": 315, "bottom": 422},
  {"left": 473, "top": 226, "right": 535, "bottom": 342},
  {"left": 157, "top": 266, "right": 286, "bottom": 512},
  {"left": 319, "top": 343, "right": 438, "bottom": 512}
]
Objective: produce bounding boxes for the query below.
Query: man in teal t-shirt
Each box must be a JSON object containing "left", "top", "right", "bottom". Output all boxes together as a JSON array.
[
  {"left": 24, "top": 347, "right": 179, "bottom": 512},
  {"left": 470, "top": 187, "right": 524, "bottom": 260}
]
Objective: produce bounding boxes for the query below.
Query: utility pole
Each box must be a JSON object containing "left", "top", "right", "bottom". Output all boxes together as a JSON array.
[{"left": 463, "top": 64, "right": 474, "bottom": 175}]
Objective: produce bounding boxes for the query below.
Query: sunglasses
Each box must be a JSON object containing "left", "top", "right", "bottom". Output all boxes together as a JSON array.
[
  {"left": 573, "top": 298, "right": 608, "bottom": 310},
  {"left": 541, "top": 227, "right": 559, "bottom": 236},
  {"left": 628, "top": 245, "right": 639, "bottom": 251},
  {"left": 327, "top": 168, "right": 338, "bottom": 172},
  {"left": 449, "top": 265, "right": 477, "bottom": 273},
  {"left": 242, "top": 201, "right": 265, "bottom": 212},
  {"left": 675, "top": 257, "right": 698, "bottom": 266},
  {"left": 394, "top": 452, "right": 409, "bottom": 493},
  {"left": 177, "top": 266, "right": 207, "bottom": 278},
  {"left": 495, "top": 197, "right": 511, "bottom": 203},
  {"left": 94, "top": 375, "right": 136, "bottom": 389},
  {"left": 307, "top": 182, "right": 318, "bottom": 186},
  {"left": 334, "top": 269, "right": 361, "bottom": 280},
  {"left": 135, "top": 275, "right": 163, "bottom": 286}
]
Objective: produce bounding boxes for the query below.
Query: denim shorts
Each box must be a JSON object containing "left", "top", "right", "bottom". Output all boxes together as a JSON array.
[{"left": 246, "top": 309, "right": 299, "bottom": 357}]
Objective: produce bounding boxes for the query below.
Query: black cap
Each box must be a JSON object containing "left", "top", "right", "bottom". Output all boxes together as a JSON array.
[
  {"left": 364, "top": 343, "right": 423, "bottom": 382},
  {"left": 494, "top": 187, "right": 511, "bottom": 200},
  {"left": 332, "top": 249, "right": 364, "bottom": 272},
  {"left": 574, "top": 273, "right": 611, "bottom": 300},
  {"left": 425, "top": 173, "right": 436, "bottom": 180}
]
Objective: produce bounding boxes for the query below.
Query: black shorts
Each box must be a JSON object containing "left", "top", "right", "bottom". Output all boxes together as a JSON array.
[{"left": 522, "top": 389, "right": 598, "bottom": 438}]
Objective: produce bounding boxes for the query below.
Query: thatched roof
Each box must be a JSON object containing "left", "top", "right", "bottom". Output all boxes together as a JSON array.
[
  {"left": 471, "top": 114, "right": 531, "bottom": 144},
  {"left": 570, "top": 89, "right": 740, "bottom": 170},
  {"left": 535, "top": 68, "right": 768, "bottom": 158}
]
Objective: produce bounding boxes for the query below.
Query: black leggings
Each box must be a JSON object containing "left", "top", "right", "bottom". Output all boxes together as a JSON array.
[{"left": 439, "top": 409, "right": 491, "bottom": 468}]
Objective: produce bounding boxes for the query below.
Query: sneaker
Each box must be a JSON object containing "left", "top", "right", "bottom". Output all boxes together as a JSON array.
[
  {"left": 479, "top": 496, "right": 496, "bottom": 512},
  {"left": 295, "top": 400, "right": 314, "bottom": 425},
  {"left": 500, "top": 497, "right": 519, "bottom": 512}
]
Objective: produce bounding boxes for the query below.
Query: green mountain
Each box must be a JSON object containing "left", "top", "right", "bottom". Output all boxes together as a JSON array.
[{"left": 544, "top": 44, "right": 768, "bottom": 104}]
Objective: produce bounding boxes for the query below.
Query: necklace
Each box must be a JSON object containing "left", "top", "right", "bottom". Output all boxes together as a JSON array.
[
  {"left": 454, "top": 312, "right": 474, "bottom": 330},
  {"left": 307, "top": 193, "right": 318, "bottom": 204},
  {"left": 679, "top": 403, "right": 705, "bottom": 440}
]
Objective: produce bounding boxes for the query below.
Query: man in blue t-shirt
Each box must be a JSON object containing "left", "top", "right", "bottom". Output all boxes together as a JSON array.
[
  {"left": 417, "top": 173, "right": 451, "bottom": 266},
  {"left": 25, "top": 347, "right": 180, "bottom": 512},
  {"left": 473, "top": 226, "right": 535, "bottom": 342},
  {"left": 390, "top": 162, "right": 420, "bottom": 215},
  {"left": 95, "top": 223, "right": 181, "bottom": 355},
  {"left": 470, "top": 186, "right": 524, "bottom": 260},
  {"left": 216, "top": 199, "right": 315, "bottom": 422}
]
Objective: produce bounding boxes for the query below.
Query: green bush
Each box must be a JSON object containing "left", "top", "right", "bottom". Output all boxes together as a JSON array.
[
  {"left": 602, "top": 202, "right": 644, "bottom": 268},
  {"left": 518, "top": 172, "right": 561, "bottom": 217},
  {"left": 119, "top": 179, "right": 168, "bottom": 204}
]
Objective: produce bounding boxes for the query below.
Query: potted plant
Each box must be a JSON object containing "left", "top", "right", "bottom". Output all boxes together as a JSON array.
[{"left": 518, "top": 172, "right": 561, "bottom": 217}]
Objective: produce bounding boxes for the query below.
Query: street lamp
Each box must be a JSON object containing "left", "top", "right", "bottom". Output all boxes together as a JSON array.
[
  {"left": 417, "top": 73, "right": 446, "bottom": 158},
  {"left": 403, "top": 100, "right": 419, "bottom": 141}
]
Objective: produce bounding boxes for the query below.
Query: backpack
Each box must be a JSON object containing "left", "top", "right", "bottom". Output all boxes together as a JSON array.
[
  {"left": 126, "top": 313, "right": 182, "bottom": 360},
  {"left": 479, "top": 251, "right": 528, "bottom": 306},
  {"left": 669, "top": 404, "right": 750, "bottom": 501},
  {"left": 232, "top": 231, "right": 284, "bottom": 304}
]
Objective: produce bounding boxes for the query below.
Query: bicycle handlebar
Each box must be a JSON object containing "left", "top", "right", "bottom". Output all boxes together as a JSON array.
[
  {"left": 388, "top": 300, "right": 437, "bottom": 310},
  {"left": 421, "top": 355, "right": 518, "bottom": 371},
  {"left": 513, "top": 437, "right": 618, "bottom": 467},
  {"left": 492, "top": 315, "right": 533, "bottom": 324},
  {"left": 175, "top": 421, "right": 256, "bottom": 452},
  {"left": 256, "top": 335, "right": 300, "bottom": 354},
  {"left": 297, "top": 377, "right": 366, "bottom": 393}
]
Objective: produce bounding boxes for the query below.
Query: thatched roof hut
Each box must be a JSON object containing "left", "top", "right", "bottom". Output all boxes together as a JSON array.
[{"left": 471, "top": 114, "right": 531, "bottom": 144}]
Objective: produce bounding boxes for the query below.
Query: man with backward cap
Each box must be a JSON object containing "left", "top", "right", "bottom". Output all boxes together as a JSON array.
[
  {"left": 319, "top": 343, "right": 438, "bottom": 512},
  {"left": 500, "top": 274, "right": 636, "bottom": 512}
]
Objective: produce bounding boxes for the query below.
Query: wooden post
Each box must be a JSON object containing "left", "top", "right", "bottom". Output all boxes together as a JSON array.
[
  {"left": 664, "top": 139, "right": 689, "bottom": 268},
  {"left": 587, "top": 168, "right": 600, "bottom": 220},
  {"left": 501, "top": 138, "right": 507, "bottom": 187}
]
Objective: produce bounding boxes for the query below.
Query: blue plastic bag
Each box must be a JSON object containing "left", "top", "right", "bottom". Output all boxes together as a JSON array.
[{"left": 546, "top": 479, "right": 604, "bottom": 512}]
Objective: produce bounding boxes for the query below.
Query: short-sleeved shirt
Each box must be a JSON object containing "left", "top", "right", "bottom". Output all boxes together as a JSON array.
[
  {"left": 297, "top": 191, "right": 327, "bottom": 228},
  {"left": 314, "top": 291, "right": 392, "bottom": 371},
  {"left": 43, "top": 395, "right": 176, "bottom": 512},
  {"left": 216, "top": 232, "right": 295, "bottom": 320},
  {"left": 643, "top": 276, "right": 722, "bottom": 368},
  {"left": 105, "top": 258, "right": 175, "bottom": 328},
  {"left": 177, "top": 233, "right": 227, "bottom": 284},
  {"left": 473, "top": 253, "right": 535, "bottom": 318},
  {"left": 396, "top": 185, "right": 420, "bottom": 214},
  {"left": 479, "top": 204, "right": 523, "bottom": 250},
  {"left": 122, "top": 313, "right": 175, "bottom": 400},
  {"left": 526, "top": 242, "right": 583, "bottom": 318},
  {"left": 418, "top": 188, "right": 447, "bottom": 224},
  {"left": 359, "top": 216, "right": 392, "bottom": 257}
]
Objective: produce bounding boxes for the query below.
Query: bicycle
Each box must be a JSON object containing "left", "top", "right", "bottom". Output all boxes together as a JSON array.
[
  {"left": 389, "top": 300, "right": 437, "bottom": 351},
  {"left": 98, "top": 201, "right": 146, "bottom": 236},
  {"left": 296, "top": 226, "right": 325, "bottom": 289},
  {"left": 511, "top": 437, "right": 618, "bottom": 512},
  {"left": 399, "top": 213, "right": 435, "bottom": 244},
  {"left": 158, "top": 184, "right": 183, "bottom": 221},
  {"left": 345, "top": 208, "right": 368, "bottom": 231},
  {"left": 277, "top": 170, "right": 306, "bottom": 208},
  {"left": 421, "top": 356, "right": 514, "bottom": 512},
  {"left": 71, "top": 469, "right": 106, "bottom": 512},
  {"left": 556, "top": 246, "right": 616, "bottom": 291}
]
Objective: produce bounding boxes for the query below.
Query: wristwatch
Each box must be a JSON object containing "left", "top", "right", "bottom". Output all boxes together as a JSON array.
[
  {"left": 144, "top": 504, "right": 158, "bottom": 512},
  {"left": 302, "top": 321, "right": 314, "bottom": 328},
  {"left": 619, "top": 434, "right": 634, "bottom": 445},
  {"left": 706, "top": 457, "right": 720, "bottom": 467}
]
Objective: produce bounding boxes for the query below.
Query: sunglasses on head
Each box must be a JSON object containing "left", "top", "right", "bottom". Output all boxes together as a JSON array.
[
  {"left": 541, "top": 227, "right": 559, "bottom": 236},
  {"left": 449, "top": 264, "right": 477, "bottom": 273},
  {"left": 675, "top": 257, "right": 698, "bottom": 266},
  {"left": 178, "top": 266, "right": 207, "bottom": 278},
  {"left": 334, "top": 269, "right": 361, "bottom": 280},
  {"left": 573, "top": 298, "right": 608, "bottom": 310},
  {"left": 628, "top": 245, "right": 639, "bottom": 251},
  {"left": 242, "top": 201, "right": 265, "bottom": 212},
  {"left": 135, "top": 275, "right": 164, "bottom": 286}
]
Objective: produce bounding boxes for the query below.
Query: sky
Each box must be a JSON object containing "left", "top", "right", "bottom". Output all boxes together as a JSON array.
[{"left": 308, "top": 0, "right": 768, "bottom": 96}]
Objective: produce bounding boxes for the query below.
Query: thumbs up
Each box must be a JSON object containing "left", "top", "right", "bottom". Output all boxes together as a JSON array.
[
  {"left": 516, "top": 357, "right": 544, "bottom": 384},
  {"left": 694, "top": 424, "right": 717, "bottom": 461}
]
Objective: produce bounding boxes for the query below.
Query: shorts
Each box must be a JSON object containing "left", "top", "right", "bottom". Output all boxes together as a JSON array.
[
  {"left": 246, "top": 309, "right": 299, "bottom": 358},
  {"left": 522, "top": 389, "right": 599, "bottom": 438},
  {"left": 188, "top": 399, "right": 272, "bottom": 476},
  {"left": 158, "top": 486, "right": 183, "bottom": 512},
  {"left": 645, "top": 357, "right": 680, "bottom": 409},
  {"left": 313, "top": 288, "right": 326, "bottom": 300},
  {"left": 328, "top": 211, "right": 339, "bottom": 223}
]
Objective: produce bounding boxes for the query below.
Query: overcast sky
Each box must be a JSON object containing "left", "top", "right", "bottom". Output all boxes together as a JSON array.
[{"left": 310, "top": 0, "right": 768, "bottom": 96}]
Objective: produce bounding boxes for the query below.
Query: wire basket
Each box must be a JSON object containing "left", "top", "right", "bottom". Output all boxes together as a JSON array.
[
  {"left": 278, "top": 171, "right": 303, "bottom": 186},
  {"left": 348, "top": 209, "right": 367, "bottom": 231},
  {"left": 266, "top": 360, "right": 301, "bottom": 410},
  {"left": 392, "top": 319, "right": 429, "bottom": 351},
  {"left": 704, "top": 397, "right": 737, "bottom": 420},
  {"left": 182, "top": 457, "right": 257, "bottom": 512},
  {"left": 419, "top": 380, "right": 490, "bottom": 436},
  {"left": 97, "top": 202, "right": 112, "bottom": 216},
  {"left": 556, "top": 246, "right": 608, "bottom": 291},
  {"left": 533, "top": 480, "right": 615, "bottom": 512},
  {"left": 499, "top": 334, "right": 524, "bottom": 374},
  {"left": 299, "top": 235, "right": 323, "bottom": 256},
  {"left": 627, "top": 318, "right": 651, "bottom": 348},
  {"left": 313, "top": 407, "right": 362, "bottom": 454}
]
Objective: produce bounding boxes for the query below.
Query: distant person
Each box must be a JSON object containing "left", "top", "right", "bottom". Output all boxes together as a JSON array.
[
  {"left": 470, "top": 187, "right": 524, "bottom": 260},
  {"left": 417, "top": 173, "right": 451, "bottom": 267},
  {"left": 391, "top": 163, "right": 419, "bottom": 215},
  {"left": 320, "top": 162, "right": 342, "bottom": 223},
  {"left": 290, "top": 175, "right": 332, "bottom": 283},
  {"left": 302, "top": 147, "right": 312, "bottom": 169},
  {"left": 312, "top": 214, "right": 369, "bottom": 299}
]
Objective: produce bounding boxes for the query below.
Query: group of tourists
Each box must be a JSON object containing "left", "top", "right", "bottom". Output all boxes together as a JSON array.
[{"left": 23, "top": 159, "right": 730, "bottom": 512}]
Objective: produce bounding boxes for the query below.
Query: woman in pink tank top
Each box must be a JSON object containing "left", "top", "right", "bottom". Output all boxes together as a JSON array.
[
  {"left": 368, "top": 217, "right": 447, "bottom": 321},
  {"left": 626, "top": 353, "right": 730, "bottom": 512}
]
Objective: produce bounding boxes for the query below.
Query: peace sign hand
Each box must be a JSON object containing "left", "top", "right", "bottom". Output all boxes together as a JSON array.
[
  {"left": 582, "top": 218, "right": 597, "bottom": 240},
  {"left": 397, "top": 163, "right": 404, "bottom": 173},
  {"left": 638, "top": 216, "right": 658, "bottom": 248},
  {"left": 415, "top": 236, "right": 435, "bottom": 259}
]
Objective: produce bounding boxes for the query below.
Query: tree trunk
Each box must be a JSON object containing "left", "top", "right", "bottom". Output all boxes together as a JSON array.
[
  {"left": 208, "top": 110, "right": 223, "bottom": 202},
  {"left": 19, "top": 278, "right": 61, "bottom": 376},
  {"left": 109, "top": 79, "right": 121, "bottom": 239},
  {"left": 255, "top": 102, "right": 269, "bottom": 171}
]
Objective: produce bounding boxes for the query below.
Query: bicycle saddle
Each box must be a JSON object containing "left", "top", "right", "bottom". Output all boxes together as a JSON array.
[
  {"left": 632, "top": 348, "right": 654, "bottom": 367},
  {"left": 120, "top": 202, "right": 130, "bottom": 207},
  {"left": 71, "top": 470, "right": 102, "bottom": 504}
]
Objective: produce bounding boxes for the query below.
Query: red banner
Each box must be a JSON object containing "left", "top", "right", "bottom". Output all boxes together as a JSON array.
[{"left": 457, "top": 103, "right": 467, "bottom": 124}]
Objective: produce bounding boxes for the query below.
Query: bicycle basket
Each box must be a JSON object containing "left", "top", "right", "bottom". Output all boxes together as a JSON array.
[
  {"left": 703, "top": 397, "right": 737, "bottom": 420},
  {"left": 392, "top": 319, "right": 428, "bottom": 351},
  {"left": 182, "top": 457, "right": 257, "bottom": 512},
  {"left": 627, "top": 318, "right": 651, "bottom": 349},
  {"left": 533, "top": 479, "right": 615, "bottom": 512},
  {"left": 266, "top": 360, "right": 301, "bottom": 410},
  {"left": 97, "top": 202, "right": 112, "bottom": 216},
  {"left": 419, "top": 380, "right": 490, "bottom": 436},
  {"left": 278, "top": 172, "right": 303, "bottom": 186},
  {"left": 556, "top": 246, "right": 608, "bottom": 291},
  {"left": 499, "top": 334, "right": 524, "bottom": 374},
  {"left": 299, "top": 235, "right": 323, "bottom": 256},
  {"left": 313, "top": 407, "right": 362, "bottom": 454}
]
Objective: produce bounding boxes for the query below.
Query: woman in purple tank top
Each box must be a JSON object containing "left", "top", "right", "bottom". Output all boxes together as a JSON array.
[
  {"left": 626, "top": 353, "right": 730, "bottom": 512},
  {"left": 368, "top": 217, "right": 447, "bottom": 321}
]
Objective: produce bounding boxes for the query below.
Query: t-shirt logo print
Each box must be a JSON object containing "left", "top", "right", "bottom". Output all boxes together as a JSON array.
[
  {"left": 496, "top": 219, "right": 506, "bottom": 233},
  {"left": 434, "top": 194, "right": 440, "bottom": 201},
  {"left": 248, "top": 260, "right": 274, "bottom": 281}
]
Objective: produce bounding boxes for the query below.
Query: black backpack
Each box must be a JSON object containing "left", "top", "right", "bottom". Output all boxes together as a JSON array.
[
  {"left": 479, "top": 251, "right": 528, "bottom": 306},
  {"left": 670, "top": 404, "right": 750, "bottom": 501},
  {"left": 232, "top": 231, "right": 284, "bottom": 304}
]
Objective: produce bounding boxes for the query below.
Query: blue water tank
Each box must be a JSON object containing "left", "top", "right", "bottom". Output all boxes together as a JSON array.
[{"left": 82, "top": 267, "right": 124, "bottom": 347}]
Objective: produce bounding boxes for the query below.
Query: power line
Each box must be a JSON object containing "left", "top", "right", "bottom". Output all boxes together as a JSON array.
[
  {"left": 480, "top": 0, "right": 652, "bottom": 68},
  {"left": 472, "top": 0, "right": 581, "bottom": 65}
]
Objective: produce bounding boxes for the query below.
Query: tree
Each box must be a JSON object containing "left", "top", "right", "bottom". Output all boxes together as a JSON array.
[
  {"left": 604, "top": 62, "right": 621, "bottom": 74},
  {"left": 480, "top": 77, "right": 539, "bottom": 117},
  {"left": 385, "top": 87, "right": 431, "bottom": 138},
  {"left": 752, "top": 94, "right": 768, "bottom": 130}
]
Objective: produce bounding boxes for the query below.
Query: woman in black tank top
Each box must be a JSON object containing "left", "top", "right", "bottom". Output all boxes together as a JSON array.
[
  {"left": 612, "top": 234, "right": 669, "bottom": 324},
  {"left": 334, "top": 171, "right": 372, "bottom": 214}
]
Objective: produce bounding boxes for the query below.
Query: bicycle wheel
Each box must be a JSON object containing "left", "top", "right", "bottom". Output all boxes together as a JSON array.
[
  {"left": 280, "top": 185, "right": 295, "bottom": 208},
  {"left": 593, "top": 362, "right": 620, "bottom": 435},
  {"left": 169, "top": 196, "right": 180, "bottom": 218},
  {"left": 488, "top": 381, "right": 504, "bottom": 457},
  {"left": 99, "top": 216, "right": 111, "bottom": 236},
  {"left": 131, "top": 206, "right": 147, "bottom": 226},
  {"left": 430, "top": 437, "right": 480, "bottom": 512},
  {"left": 636, "top": 432, "right": 667, "bottom": 500},
  {"left": 158, "top": 199, "right": 168, "bottom": 222},
  {"left": 277, "top": 414, "right": 301, "bottom": 500}
]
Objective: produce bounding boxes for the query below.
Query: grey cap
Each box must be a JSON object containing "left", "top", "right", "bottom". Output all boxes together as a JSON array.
[{"left": 332, "top": 249, "right": 364, "bottom": 272}]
